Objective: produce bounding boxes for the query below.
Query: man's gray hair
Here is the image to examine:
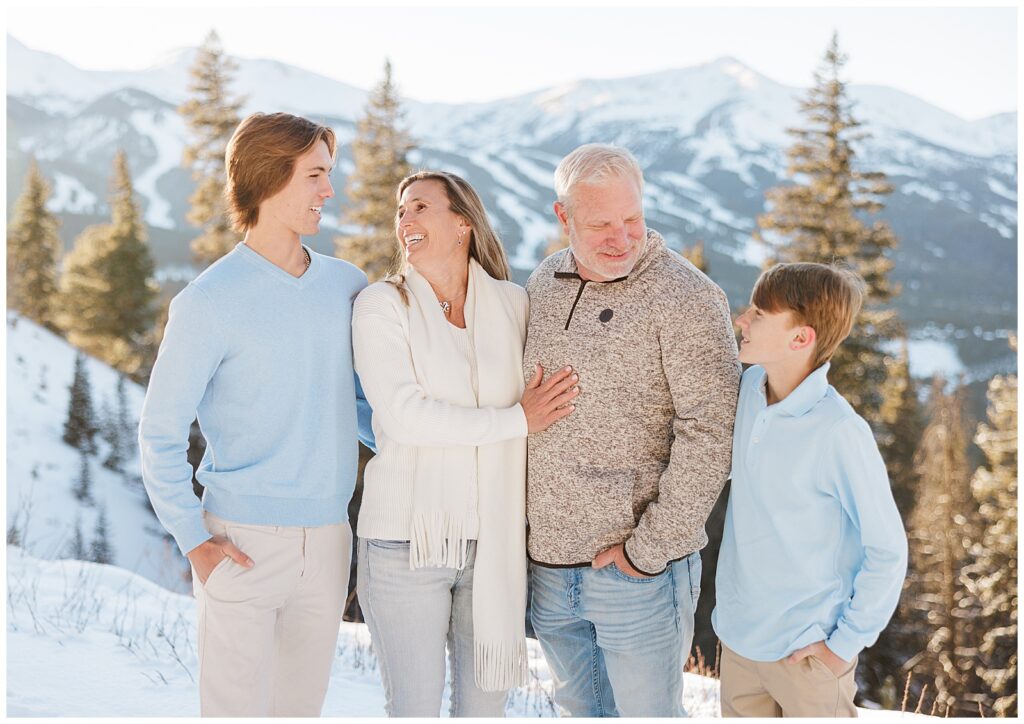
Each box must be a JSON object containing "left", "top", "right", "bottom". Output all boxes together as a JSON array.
[{"left": 554, "top": 144, "right": 644, "bottom": 210}]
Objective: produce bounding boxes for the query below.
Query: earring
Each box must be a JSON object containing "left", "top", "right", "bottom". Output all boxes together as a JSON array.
[{"left": 457, "top": 229, "right": 465, "bottom": 246}]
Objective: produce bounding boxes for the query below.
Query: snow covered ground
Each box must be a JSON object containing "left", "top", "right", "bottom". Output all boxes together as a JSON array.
[
  {"left": 5, "top": 549, "right": 927, "bottom": 717},
  {"left": 7, "top": 549, "right": 724, "bottom": 717}
]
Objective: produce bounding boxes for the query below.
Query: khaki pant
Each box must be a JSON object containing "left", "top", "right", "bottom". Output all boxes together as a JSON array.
[
  {"left": 194, "top": 511, "right": 351, "bottom": 717},
  {"left": 720, "top": 643, "right": 858, "bottom": 718}
]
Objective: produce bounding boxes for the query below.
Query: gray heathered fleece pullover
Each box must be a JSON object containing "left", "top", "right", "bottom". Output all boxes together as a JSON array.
[{"left": 524, "top": 229, "right": 741, "bottom": 575}]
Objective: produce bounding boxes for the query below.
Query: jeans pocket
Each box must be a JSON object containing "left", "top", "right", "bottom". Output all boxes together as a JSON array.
[
  {"left": 807, "top": 654, "right": 841, "bottom": 680},
  {"left": 686, "top": 551, "right": 702, "bottom": 609},
  {"left": 367, "top": 538, "right": 410, "bottom": 550},
  {"left": 610, "top": 561, "right": 662, "bottom": 584}
]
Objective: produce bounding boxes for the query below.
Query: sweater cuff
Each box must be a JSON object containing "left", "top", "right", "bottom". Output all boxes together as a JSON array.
[
  {"left": 825, "top": 625, "right": 863, "bottom": 663},
  {"left": 623, "top": 537, "right": 666, "bottom": 576},
  {"left": 175, "top": 521, "right": 214, "bottom": 558},
  {"left": 500, "top": 403, "right": 529, "bottom": 439}
]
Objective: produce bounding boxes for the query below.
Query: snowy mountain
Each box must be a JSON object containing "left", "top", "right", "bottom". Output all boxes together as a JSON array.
[
  {"left": 6, "top": 312, "right": 191, "bottom": 593},
  {"left": 6, "top": 35, "right": 1017, "bottom": 376},
  {"left": 7, "top": 548, "right": 921, "bottom": 716},
  {"left": 411, "top": 59, "right": 1014, "bottom": 158},
  {"left": 6, "top": 37, "right": 369, "bottom": 119}
]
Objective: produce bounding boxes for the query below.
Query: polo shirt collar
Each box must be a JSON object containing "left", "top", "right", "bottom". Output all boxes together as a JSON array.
[{"left": 773, "top": 362, "right": 831, "bottom": 417}]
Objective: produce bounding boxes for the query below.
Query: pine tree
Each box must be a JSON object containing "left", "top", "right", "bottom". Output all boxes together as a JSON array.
[
  {"left": 902, "top": 380, "right": 978, "bottom": 715},
  {"left": 682, "top": 240, "right": 709, "bottom": 274},
  {"left": 64, "top": 516, "right": 87, "bottom": 560},
  {"left": 114, "top": 374, "right": 133, "bottom": 451},
  {"left": 179, "top": 29, "right": 244, "bottom": 267},
  {"left": 98, "top": 395, "right": 116, "bottom": 460},
  {"left": 878, "top": 339, "right": 924, "bottom": 517},
  {"left": 7, "top": 160, "right": 62, "bottom": 329},
  {"left": 964, "top": 344, "right": 1017, "bottom": 717},
  {"left": 755, "top": 33, "right": 900, "bottom": 428},
  {"left": 860, "top": 339, "right": 925, "bottom": 705},
  {"left": 102, "top": 375, "right": 133, "bottom": 472},
  {"left": 72, "top": 450, "right": 94, "bottom": 504},
  {"left": 58, "top": 151, "right": 158, "bottom": 375},
  {"left": 335, "top": 59, "right": 415, "bottom": 281},
  {"left": 63, "top": 353, "right": 98, "bottom": 454},
  {"left": 90, "top": 504, "right": 113, "bottom": 564}
]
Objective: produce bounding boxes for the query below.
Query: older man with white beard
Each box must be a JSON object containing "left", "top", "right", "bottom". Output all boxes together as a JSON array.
[{"left": 524, "top": 144, "right": 741, "bottom": 717}]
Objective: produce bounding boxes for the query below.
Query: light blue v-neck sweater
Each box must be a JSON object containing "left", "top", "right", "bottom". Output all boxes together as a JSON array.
[{"left": 139, "top": 243, "right": 373, "bottom": 556}]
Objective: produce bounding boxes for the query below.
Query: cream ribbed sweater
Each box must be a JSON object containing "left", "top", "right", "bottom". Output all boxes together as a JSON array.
[{"left": 352, "top": 278, "right": 529, "bottom": 542}]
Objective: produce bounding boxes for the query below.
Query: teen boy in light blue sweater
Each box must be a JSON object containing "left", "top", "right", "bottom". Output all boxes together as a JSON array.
[
  {"left": 139, "top": 113, "right": 373, "bottom": 717},
  {"left": 712, "top": 263, "right": 908, "bottom": 717}
]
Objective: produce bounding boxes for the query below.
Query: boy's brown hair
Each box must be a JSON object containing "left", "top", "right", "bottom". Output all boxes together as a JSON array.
[
  {"left": 751, "top": 262, "right": 866, "bottom": 369},
  {"left": 224, "top": 112, "right": 337, "bottom": 232}
]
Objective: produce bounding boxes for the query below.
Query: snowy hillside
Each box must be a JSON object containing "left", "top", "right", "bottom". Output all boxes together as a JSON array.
[
  {"left": 7, "top": 548, "right": 923, "bottom": 717},
  {"left": 5, "top": 312, "right": 190, "bottom": 593}
]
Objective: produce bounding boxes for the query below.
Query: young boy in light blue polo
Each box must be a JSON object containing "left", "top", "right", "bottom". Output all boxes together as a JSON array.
[{"left": 712, "top": 263, "right": 908, "bottom": 717}]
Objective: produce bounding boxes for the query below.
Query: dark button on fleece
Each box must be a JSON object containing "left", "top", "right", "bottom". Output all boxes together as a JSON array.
[{"left": 599, "top": 309, "right": 613, "bottom": 323}]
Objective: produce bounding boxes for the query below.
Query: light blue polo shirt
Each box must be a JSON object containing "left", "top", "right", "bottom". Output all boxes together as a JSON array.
[{"left": 712, "top": 363, "right": 908, "bottom": 662}]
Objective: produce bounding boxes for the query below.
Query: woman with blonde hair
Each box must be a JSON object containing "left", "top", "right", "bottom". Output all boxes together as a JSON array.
[{"left": 351, "top": 171, "right": 579, "bottom": 716}]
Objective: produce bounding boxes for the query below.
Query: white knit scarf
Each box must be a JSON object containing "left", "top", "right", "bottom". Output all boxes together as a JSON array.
[{"left": 403, "top": 259, "right": 528, "bottom": 691}]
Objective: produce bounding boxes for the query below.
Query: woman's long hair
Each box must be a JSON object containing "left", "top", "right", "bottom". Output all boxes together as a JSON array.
[{"left": 386, "top": 171, "right": 510, "bottom": 303}]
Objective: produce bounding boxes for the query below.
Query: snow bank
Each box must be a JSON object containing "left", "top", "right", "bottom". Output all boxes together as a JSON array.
[
  {"left": 6, "top": 548, "right": 925, "bottom": 717},
  {"left": 5, "top": 548, "right": 720, "bottom": 717}
]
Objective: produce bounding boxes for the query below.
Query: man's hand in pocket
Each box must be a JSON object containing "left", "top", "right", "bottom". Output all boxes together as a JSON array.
[{"left": 187, "top": 536, "right": 254, "bottom": 584}]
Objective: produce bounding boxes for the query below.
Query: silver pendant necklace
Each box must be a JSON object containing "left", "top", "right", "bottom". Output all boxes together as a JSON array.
[{"left": 439, "top": 301, "right": 451, "bottom": 315}]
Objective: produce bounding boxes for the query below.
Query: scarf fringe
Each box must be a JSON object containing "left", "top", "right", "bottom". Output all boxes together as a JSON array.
[
  {"left": 408, "top": 512, "right": 471, "bottom": 569},
  {"left": 474, "top": 638, "right": 528, "bottom": 692}
]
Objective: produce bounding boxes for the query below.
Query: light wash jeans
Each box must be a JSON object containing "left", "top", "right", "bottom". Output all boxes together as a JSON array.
[
  {"left": 356, "top": 537, "right": 508, "bottom": 717},
  {"left": 529, "top": 551, "right": 702, "bottom": 717}
]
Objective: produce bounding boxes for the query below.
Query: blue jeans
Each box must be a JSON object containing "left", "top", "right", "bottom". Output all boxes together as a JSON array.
[
  {"left": 356, "top": 538, "right": 508, "bottom": 717},
  {"left": 529, "top": 552, "right": 701, "bottom": 717}
]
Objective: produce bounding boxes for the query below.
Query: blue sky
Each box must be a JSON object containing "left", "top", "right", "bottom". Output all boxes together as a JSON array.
[{"left": 6, "top": 4, "right": 1017, "bottom": 119}]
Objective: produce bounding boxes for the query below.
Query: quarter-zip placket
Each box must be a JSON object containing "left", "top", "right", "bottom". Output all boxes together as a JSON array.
[
  {"left": 554, "top": 270, "right": 628, "bottom": 330},
  {"left": 563, "top": 279, "right": 589, "bottom": 330}
]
